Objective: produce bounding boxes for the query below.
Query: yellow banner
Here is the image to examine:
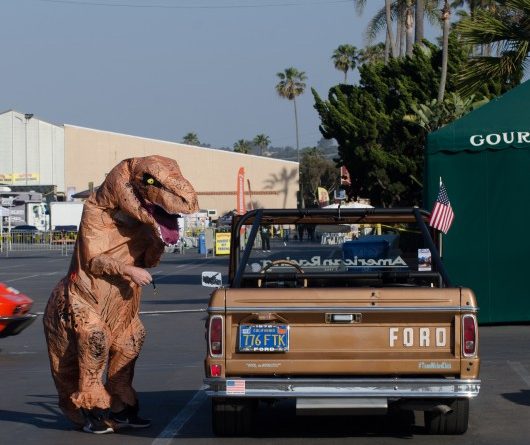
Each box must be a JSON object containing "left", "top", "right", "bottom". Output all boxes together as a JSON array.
[
  {"left": 215, "top": 232, "right": 231, "bottom": 255},
  {"left": 13, "top": 173, "right": 39, "bottom": 182},
  {"left": 0, "top": 173, "right": 13, "bottom": 183}
]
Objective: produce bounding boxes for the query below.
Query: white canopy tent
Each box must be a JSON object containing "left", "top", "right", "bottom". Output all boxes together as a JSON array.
[{"left": 323, "top": 201, "right": 373, "bottom": 209}]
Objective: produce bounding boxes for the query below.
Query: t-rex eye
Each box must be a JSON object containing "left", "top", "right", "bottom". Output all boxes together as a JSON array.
[{"left": 142, "top": 174, "right": 161, "bottom": 187}]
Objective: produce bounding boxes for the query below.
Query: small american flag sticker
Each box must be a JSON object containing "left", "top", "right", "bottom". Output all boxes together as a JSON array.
[{"left": 226, "top": 379, "right": 246, "bottom": 395}]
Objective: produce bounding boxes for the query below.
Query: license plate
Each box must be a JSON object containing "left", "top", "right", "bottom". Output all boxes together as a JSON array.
[{"left": 238, "top": 324, "right": 289, "bottom": 352}]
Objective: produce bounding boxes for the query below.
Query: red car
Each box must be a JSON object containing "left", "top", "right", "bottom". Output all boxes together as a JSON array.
[{"left": 0, "top": 283, "right": 36, "bottom": 337}]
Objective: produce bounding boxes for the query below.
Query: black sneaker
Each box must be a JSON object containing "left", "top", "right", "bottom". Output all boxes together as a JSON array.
[
  {"left": 83, "top": 421, "right": 114, "bottom": 434},
  {"left": 81, "top": 409, "right": 114, "bottom": 434},
  {"left": 110, "top": 405, "right": 151, "bottom": 429}
]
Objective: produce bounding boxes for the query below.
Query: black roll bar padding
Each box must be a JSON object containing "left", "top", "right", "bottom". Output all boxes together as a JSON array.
[
  {"left": 413, "top": 207, "right": 452, "bottom": 287},
  {"left": 232, "top": 207, "right": 426, "bottom": 218},
  {"left": 232, "top": 209, "right": 263, "bottom": 288},
  {"left": 242, "top": 271, "right": 442, "bottom": 281}
]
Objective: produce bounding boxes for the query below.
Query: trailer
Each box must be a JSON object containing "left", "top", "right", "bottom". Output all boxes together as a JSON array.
[
  {"left": 0, "top": 191, "right": 48, "bottom": 231},
  {"left": 48, "top": 201, "right": 84, "bottom": 230}
]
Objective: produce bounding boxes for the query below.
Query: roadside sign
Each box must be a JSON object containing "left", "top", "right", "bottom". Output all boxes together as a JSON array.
[{"left": 215, "top": 232, "right": 231, "bottom": 255}]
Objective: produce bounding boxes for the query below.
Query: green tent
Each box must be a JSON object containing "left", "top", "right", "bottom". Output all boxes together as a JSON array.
[{"left": 426, "top": 80, "right": 530, "bottom": 323}]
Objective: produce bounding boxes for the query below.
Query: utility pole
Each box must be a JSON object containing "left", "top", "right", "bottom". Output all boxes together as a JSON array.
[{"left": 24, "top": 113, "right": 34, "bottom": 185}]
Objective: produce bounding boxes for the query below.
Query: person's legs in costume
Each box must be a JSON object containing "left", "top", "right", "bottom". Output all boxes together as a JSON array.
[{"left": 106, "top": 317, "right": 150, "bottom": 428}]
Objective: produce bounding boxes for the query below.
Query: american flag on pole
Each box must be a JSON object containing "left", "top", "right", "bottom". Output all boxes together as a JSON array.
[{"left": 429, "top": 181, "right": 454, "bottom": 234}]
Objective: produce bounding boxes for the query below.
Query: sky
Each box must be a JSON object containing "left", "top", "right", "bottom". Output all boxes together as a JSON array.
[{"left": 1, "top": 0, "right": 442, "bottom": 150}]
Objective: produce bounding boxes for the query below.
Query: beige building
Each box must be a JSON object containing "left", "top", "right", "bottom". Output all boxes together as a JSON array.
[
  {"left": 64, "top": 125, "right": 298, "bottom": 215},
  {"left": 0, "top": 110, "right": 299, "bottom": 215}
]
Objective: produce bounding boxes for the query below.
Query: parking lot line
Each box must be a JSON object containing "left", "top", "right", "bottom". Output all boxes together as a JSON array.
[
  {"left": 4, "top": 272, "right": 59, "bottom": 283},
  {"left": 0, "top": 264, "right": 25, "bottom": 270},
  {"left": 508, "top": 361, "right": 530, "bottom": 387},
  {"left": 151, "top": 386, "right": 207, "bottom": 444}
]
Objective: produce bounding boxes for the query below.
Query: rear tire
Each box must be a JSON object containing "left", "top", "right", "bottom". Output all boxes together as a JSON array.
[
  {"left": 424, "top": 398, "right": 469, "bottom": 435},
  {"left": 211, "top": 398, "right": 254, "bottom": 436}
]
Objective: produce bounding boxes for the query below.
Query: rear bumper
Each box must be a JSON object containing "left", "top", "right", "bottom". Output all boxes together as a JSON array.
[
  {"left": 0, "top": 314, "right": 37, "bottom": 337},
  {"left": 204, "top": 377, "right": 481, "bottom": 399}
]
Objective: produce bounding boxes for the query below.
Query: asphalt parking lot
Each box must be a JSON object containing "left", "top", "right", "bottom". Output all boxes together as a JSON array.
[{"left": 1, "top": 250, "right": 530, "bottom": 445}]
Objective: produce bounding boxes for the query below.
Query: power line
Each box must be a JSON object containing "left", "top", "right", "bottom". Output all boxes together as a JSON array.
[{"left": 33, "top": 0, "right": 352, "bottom": 10}]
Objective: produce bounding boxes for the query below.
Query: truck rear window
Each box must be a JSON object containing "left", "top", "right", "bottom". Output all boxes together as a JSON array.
[{"left": 231, "top": 210, "right": 444, "bottom": 288}]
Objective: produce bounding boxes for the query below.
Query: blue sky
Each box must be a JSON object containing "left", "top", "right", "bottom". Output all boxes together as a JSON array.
[{"left": 2, "top": 0, "right": 442, "bottom": 149}]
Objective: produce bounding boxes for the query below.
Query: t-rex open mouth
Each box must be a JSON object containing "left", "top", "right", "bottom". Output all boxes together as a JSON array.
[{"left": 144, "top": 203, "right": 180, "bottom": 245}]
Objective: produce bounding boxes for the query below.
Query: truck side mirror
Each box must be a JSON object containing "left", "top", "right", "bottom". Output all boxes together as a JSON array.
[{"left": 202, "top": 271, "right": 223, "bottom": 288}]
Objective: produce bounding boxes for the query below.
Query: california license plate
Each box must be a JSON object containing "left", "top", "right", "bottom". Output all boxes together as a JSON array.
[{"left": 238, "top": 324, "right": 289, "bottom": 352}]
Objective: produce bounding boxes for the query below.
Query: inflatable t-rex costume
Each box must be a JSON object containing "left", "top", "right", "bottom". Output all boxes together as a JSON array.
[{"left": 43, "top": 155, "right": 198, "bottom": 433}]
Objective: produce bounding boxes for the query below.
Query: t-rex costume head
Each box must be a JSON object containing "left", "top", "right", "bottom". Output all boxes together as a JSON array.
[
  {"left": 43, "top": 155, "right": 198, "bottom": 432},
  {"left": 97, "top": 155, "right": 198, "bottom": 245}
]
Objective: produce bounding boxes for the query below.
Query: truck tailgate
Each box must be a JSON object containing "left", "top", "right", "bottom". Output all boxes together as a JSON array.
[{"left": 222, "top": 287, "right": 465, "bottom": 376}]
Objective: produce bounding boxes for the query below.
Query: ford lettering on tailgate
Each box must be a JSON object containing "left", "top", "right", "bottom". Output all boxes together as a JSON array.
[{"left": 239, "top": 324, "right": 289, "bottom": 352}]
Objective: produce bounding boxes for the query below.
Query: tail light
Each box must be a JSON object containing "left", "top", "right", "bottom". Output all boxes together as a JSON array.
[
  {"left": 462, "top": 314, "right": 477, "bottom": 357},
  {"left": 209, "top": 315, "right": 224, "bottom": 357}
]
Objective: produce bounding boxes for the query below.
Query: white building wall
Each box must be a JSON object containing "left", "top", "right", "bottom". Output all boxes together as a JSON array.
[
  {"left": 0, "top": 112, "right": 14, "bottom": 182},
  {"left": 0, "top": 110, "right": 64, "bottom": 190}
]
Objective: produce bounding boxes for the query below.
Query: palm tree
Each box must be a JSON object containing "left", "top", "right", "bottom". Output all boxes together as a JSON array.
[
  {"left": 438, "top": 0, "right": 451, "bottom": 101},
  {"left": 233, "top": 139, "right": 251, "bottom": 154},
  {"left": 415, "top": 0, "right": 425, "bottom": 44},
  {"left": 182, "top": 132, "right": 200, "bottom": 145},
  {"left": 452, "top": 0, "right": 499, "bottom": 57},
  {"left": 405, "top": 0, "right": 414, "bottom": 56},
  {"left": 385, "top": 0, "right": 398, "bottom": 59},
  {"left": 253, "top": 134, "right": 271, "bottom": 156},
  {"left": 275, "top": 67, "right": 307, "bottom": 156},
  {"left": 332, "top": 44, "right": 359, "bottom": 83},
  {"left": 456, "top": 0, "right": 528, "bottom": 95},
  {"left": 353, "top": 0, "right": 396, "bottom": 61},
  {"left": 362, "top": 1, "right": 440, "bottom": 61},
  {"left": 359, "top": 43, "right": 386, "bottom": 65},
  {"left": 452, "top": 0, "right": 498, "bottom": 16},
  {"left": 276, "top": 67, "right": 307, "bottom": 208}
]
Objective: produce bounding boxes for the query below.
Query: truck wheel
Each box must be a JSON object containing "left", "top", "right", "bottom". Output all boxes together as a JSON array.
[
  {"left": 424, "top": 398, "right": 469, "bottom": 435},
  {"left": 211, "top": 398, "right": 254, "bottom": 436}
]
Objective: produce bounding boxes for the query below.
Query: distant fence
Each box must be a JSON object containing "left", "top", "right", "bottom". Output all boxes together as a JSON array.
[
  {"left": 0, "top": 228, "right": 227, "bottom": 257},
  {"left": 0, "top": 230, "right": 77, "bottom": 256}
]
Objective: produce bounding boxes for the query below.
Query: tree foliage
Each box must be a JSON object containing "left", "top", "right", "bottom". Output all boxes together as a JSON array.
[
  {"left": 252, "top": 134, "right": 271, "bottom": 156},
  {"left": 182, "top": 132, "right": 200, "bottom": 145},
  {"left": 276, "top": 67, "right": 307, "bottom": 153},
  {"left": 332, "top": 44, "right": 359, "bottom": 83},
  {"left": 233, "top": 139, "right": 251, "bottom": 154},
  {"left": 404, "top": 92, "right": 489, "bottom": 132},
  {"left": 456, "top": 0, "right": 528, "bottom": 96},
  {"left": 300, "top": 148, "right": 340, "bottom": 206},
  {"left": 314, "top": 32, "right": 507, "bottom": 208},
  {"left": 314, "top": 42, "right": 443, "bottom": 207}
]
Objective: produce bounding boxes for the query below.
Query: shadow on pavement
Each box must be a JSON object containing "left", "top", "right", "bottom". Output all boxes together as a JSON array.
[
  {"left": 502, "top": 389, "right": 530, "bottom": 407},
  {"left": 5, "top": 391, "right": 428, "bottom": 439},
  {"left": 180, "top": 398, "right": 422, "bottom": 439},
  {"left": 3, "top": 389, "right": 203, "bottom": 438}
]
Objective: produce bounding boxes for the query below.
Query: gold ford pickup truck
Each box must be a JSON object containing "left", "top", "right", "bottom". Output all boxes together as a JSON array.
[{"left": 203, "top": 208, "right": 480, "bottom": 436}]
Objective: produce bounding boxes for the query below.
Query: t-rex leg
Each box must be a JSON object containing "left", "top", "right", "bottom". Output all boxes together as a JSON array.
[
  {"left": 106, "top": 316, "right": 146, "bottom": 411},
  {"left": 69, "top": 302, "right": 113, "bottom": 412},
  {"left": 43, "top": 280, "right": 84, "bottom": 426}
]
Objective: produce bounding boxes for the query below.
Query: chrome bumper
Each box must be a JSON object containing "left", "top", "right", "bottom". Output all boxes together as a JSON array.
[{"left": 204, "top": 377, "right": 481, "bottom": 399}]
